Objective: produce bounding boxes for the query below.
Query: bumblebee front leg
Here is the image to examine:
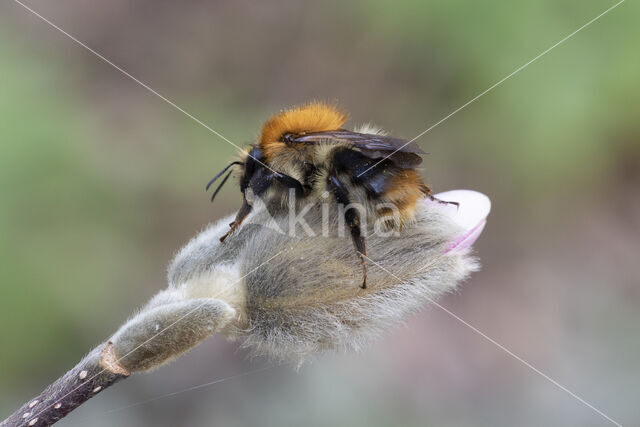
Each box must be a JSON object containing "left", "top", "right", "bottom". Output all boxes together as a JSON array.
[
  {"left": 327, "top": 175, "right": 368, "bottom": 289},
  {"left": 221, "top": 170, "right": 307, "bottom": 242},
  {"left": 220, "top": 196, "right": 254, "bottom": 242},
  {"left": 274, "top": 172, "right": 311, "bottom": 197},
  {"left": 221, "top": 168, "right": 274, "bottom": 242}
]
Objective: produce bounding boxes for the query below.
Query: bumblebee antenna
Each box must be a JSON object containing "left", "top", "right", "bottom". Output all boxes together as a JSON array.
[
  {"left": 210, "top": 170, "right": 233, "bottom": 202},
  {"left": 205, "top": 161, "right": 243, "bottom": 191}
]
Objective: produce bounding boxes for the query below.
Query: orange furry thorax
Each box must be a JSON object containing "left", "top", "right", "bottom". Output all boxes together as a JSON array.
[{"left": 259, "top": 102, "right": 347, "bottom": 161}]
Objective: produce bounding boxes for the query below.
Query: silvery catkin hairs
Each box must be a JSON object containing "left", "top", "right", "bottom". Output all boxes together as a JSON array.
[{"left": 1, "top": 193, "right": 485, "bottom": 427}]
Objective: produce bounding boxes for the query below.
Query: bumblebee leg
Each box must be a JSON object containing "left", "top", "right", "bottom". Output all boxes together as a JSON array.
[
  {"left": 428, "top": 194, "right": 460, "bottom": 208},
  {"left": 273, "top": 172, "right": 311, "bottom": 197},
  {"left": 221, "top": 168, "right": 275, "bottom": 242},
  {"left": 220, "top": 196, "right": 253, "bottom": 242},
  {"left": 327, "top": 175, "right": 368, "bottom": 289}
]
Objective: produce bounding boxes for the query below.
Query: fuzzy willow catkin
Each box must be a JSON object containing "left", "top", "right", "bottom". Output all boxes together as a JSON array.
[
  {"left": 1, "top": 195, "right": 481, "bottom": 426},
  {"left": 164, "top": 197, "right": 479, "bottom": 364}
]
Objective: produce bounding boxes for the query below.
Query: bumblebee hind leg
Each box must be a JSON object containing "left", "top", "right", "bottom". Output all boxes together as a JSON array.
[
  {"left": 327, "top": 175, "right": 368, "bottom": 289},
  {"left": 428, "top": 194, "right": 460, "bottom": 208},
  {"left": 423, "top": 184, "right": 459, "bottom": 208}
]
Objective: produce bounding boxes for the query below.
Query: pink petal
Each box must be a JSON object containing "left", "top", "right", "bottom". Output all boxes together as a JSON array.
[{"left": 426, "top": 190, "right": 491, "bottom": 253}]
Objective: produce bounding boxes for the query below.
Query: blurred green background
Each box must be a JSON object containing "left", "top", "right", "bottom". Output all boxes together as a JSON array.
[{"left": 1, "top": 1, "right": 639, "bottom": 426}]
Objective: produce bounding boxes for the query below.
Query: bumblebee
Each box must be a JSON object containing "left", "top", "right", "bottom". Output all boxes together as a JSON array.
[{"left": 207, "top": 102, "right": 446, "bottom": 289}]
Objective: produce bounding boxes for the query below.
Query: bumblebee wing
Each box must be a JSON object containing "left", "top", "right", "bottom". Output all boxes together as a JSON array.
[
  {"left": 293, "top": 130, "right": 424, "bottom": 153},
  {"left": 292, "top": 130, "right": 424, "bottom": 168}
]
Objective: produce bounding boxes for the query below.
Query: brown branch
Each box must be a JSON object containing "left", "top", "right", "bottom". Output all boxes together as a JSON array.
[
  {"left": 0, "top": 298, "right": 231, "bottom": 426},
  {"left": 0, "top": 342, "right": 130, "bottom": 427}
]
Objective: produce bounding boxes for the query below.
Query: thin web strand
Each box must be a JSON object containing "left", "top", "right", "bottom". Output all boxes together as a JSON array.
[
  {"left": 356, "top": 0, "right": 625, "bottom": 178},
  {"left": 362, "top": 253, "right": 623, "bottom": 427},
  {"left": 11, "top": 0, "right": 277, "bottom": 174}
]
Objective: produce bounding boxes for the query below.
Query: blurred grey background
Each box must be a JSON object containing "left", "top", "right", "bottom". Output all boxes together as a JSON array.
[{"left": 0, "top": 0, "right": 638, "bottom": 426}]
